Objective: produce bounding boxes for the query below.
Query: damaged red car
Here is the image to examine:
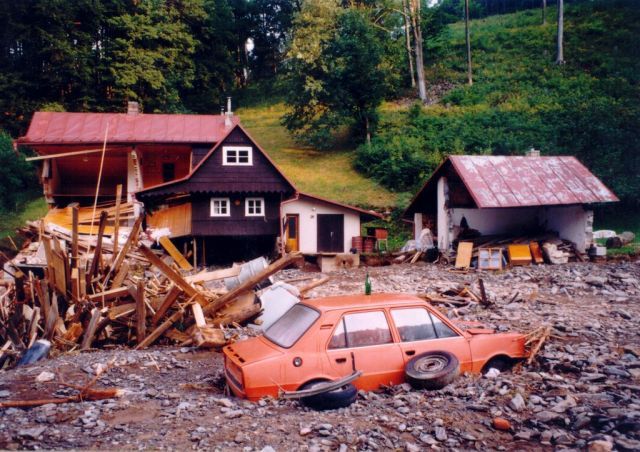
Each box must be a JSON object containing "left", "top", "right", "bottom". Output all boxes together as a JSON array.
[{"left": 224, "top": 293, "right": 527, "bottom": 408}]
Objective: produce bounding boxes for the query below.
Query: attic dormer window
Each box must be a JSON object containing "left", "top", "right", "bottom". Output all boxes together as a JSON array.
[{"left": 223, "top": 146, "right": 252, "bottom": 166}]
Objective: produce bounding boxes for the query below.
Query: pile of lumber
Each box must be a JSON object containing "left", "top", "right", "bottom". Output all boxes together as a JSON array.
[
  {"left": 0, "top": 206, "right": 301, "bottom": 369},
  {"left": 451, "top": 233, "right": 586, "bottom": 270},
  {"left": 418, "top": 279, "right": 491, "bottom": 308}
]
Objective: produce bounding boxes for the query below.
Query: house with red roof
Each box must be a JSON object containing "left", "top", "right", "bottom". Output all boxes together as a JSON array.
[
  {"left": 403, "top": 152, "right": 618, "bottom": 253},
  {"left": 16, "top": 103, "right": 380, "bottom": 263}
]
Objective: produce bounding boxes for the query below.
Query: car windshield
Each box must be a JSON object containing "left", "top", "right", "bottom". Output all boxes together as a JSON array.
[{"left": 264, "top": 304, "right": 320, "bottom": 348}]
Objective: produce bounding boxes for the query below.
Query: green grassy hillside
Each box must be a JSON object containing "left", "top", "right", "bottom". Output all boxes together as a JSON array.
[
  {"left": 237, "top": 103, "right": 399, "bottom": 209},
  {"left": 358, "top": 1, "right": 640, "bottom": 207}
]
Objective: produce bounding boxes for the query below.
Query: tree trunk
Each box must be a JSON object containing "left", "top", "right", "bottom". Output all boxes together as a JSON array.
[
  {"left": 465, "top": 0, "right": 473, "bottom": 86},
  {"left": 542, "top": 0, "right": 547, "bottom": 25},
  {"left": 409, "top": 0, "right": 427, "bottom": 102},
  {"left": 403, "top": 0, "right": 416, "bottom": 89},
  {"left": 555, "top": 0, "right": 564, "bottom": 64}
]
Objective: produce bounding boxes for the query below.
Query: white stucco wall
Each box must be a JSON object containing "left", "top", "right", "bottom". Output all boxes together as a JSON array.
[
  {"left": 282, "top": 198, "right": 361, "bottom": 254},
  {"left": 450, "top": 207, "right": 540, "bottom": 236},
  {"left": 437, "top": 177, "right": 450, "bottom": 250},
  {"left": 540, "top": 205, "right": 592, "bottom": 251}
]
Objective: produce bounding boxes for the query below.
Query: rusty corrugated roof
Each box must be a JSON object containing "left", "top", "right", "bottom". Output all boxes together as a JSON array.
[
  {"left": 404, "top": 155, "right": 618, "bottom": 218},
  {"left": 449, "top": 155, "right": 619, "bottom": 207},
  {"left": 16, "top": 111, "right": 240, "bottom": 145}
]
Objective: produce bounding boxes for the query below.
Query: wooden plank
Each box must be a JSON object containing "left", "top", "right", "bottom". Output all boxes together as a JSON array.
[
  {"left": 455, "top": 242, "right": 474, "bottom": 269},
  {"left": 51, "top": 250, "right": 67, "bottom": 295},
  {"left": 108, "top": 303, "right": 136, "bottom": 320},
  {"left": 212, "top": 293, "right": 261, "bottom": 326},
  {"left": 299, "top": 276, "right": 331, "bottom": 297},
  {"left": 185, "top": 266, "right": 240, "bottom": 284},
  {"left": 44, "top": 293, "right": 59, "bottom": 340},
  {"left": 529, "top": 241, "right": 544, "bottom": 264},
  {"left": 111, "top": 261, "right": 129, "bottom": 289},
  {"left": 135, "top": 280, "right": 146, "bottom": 344},
  {"left": 71, "top": 204, "right": 79, "bottom": 269},
  {"left": 159, "top": 236, "right": 193, "bottom": 271},
  {"left": 25, "top": 147, "right": 107, "bottom": 161},
  {"left": 88, "top": 286, "right": 130, "bottom": 303},
  {"left": 89, "top": 210, "right": 108, "bottom": 279},
  {"left": 112, "top": 184, "right": 123, "bottom": 258},
  {"left": 135, "top": 305, "right": 187, "bottom": 350},
  {"left": 478, "top": 278, "right": 491, "bottom": 307},
  {"left": 150, "top": 285, "right": 182, "bottom": 326},
  {"left": 71, "top": 268, "right": 80, "bottom": 300},
  {"left": 191, "top": 303, "right": 206, "bottom": 328},
  {"left": 103, "top": 215, "right": 142, "bottom": 287},
  {"left": 201, "top": 253, "right": 301, "bottom": 318},
  {"left": 138, "top": 245, "right": 207, "bottom": 306},
  {"left": 81, "top": 308, "right": 102, "bottom": 350}
]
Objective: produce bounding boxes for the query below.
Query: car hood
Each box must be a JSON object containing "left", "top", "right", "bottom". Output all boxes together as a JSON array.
[{"left": 224, "top": 336, "right": 284, "bottom": 368}]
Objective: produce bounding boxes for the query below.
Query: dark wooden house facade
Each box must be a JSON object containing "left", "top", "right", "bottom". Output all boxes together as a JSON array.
[{"left": 137, "top": 123, "right": 296, "bottom": 262}]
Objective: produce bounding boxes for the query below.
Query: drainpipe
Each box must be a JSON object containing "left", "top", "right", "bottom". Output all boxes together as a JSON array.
[{"left": 280, "top": 192, "right": 301, "bottom": 256}]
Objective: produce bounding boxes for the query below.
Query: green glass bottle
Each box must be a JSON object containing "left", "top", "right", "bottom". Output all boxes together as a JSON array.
[{"left": 365, "top": 271, "right": 371, "bottom": 295}]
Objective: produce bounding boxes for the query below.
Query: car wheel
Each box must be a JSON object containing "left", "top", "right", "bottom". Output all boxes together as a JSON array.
[
  {"left": 482, "top": 356, "right": 514, "bottom": 374},
  {"left": 299, "top": 380, "right": 358, "bottom": 411},
  {"left": 405, "top": 350, "right": 460, "bottom": 390}
]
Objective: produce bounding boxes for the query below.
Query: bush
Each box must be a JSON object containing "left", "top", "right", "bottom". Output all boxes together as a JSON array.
[{"left": 0, "top": 132, "right": 40, "bottom": 213}]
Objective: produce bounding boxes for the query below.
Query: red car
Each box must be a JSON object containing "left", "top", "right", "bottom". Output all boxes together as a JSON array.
[{"left": 224, "top": 293, "right": 527, "bottom": 406}]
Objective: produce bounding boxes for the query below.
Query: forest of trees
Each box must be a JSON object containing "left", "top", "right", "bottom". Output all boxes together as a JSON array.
[
  {"left": 0, "top": 0, "right": 638, "bottom": 210},
  {"left": 0, "top": 0, "right": 571, "bottom": 136}
]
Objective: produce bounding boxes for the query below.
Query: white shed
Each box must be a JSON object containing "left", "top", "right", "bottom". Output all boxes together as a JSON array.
[
  {"left": 281, "top": 193, "right": 382, "bottom": 254},
  {"left": 404, "top": 154, "right": 619, "bottom": 253}
]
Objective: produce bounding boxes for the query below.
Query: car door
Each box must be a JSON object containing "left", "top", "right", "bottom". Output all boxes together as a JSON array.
[
  {"left": 390, "top": 307, "right": 473, "bottom": 372},
  {"left": 326, "top": 310, "right": 405, "bottom": 391}
]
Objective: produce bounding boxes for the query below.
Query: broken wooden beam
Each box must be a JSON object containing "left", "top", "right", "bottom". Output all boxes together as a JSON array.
[
  {"left": 135, "top": 280, "right": 146, "bottom": 344},
  {"left": 159, "top": 236, "right": 193, "bottom": 271},
  {"left": 299, "top": 276, "right": 331, "bottom": 297},
  {"left": 81, "top": 308, "right": 102, "bottom": 350},
  {"left": 201, "top": 253, "right": 301, "bottom": 318},
  {"left": 87, "top": 286, "right": 130, "bottom": 303},
  {"left": 138, "top": 245, "right": 207, "bottom": 306}
]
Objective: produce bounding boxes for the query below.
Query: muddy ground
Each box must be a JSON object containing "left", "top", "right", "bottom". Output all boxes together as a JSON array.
[{"left": 1, "top": 260, "right": 639, "bottom": 451}]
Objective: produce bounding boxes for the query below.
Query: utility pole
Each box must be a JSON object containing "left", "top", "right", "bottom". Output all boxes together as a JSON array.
[{"left": 465, "top": 0, "right": 473, "bottom": 85}]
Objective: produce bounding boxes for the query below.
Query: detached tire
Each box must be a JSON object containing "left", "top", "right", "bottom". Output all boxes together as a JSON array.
[
  {"left": 300, "top": 380, "right": 358, "bottom": 411},
  {"left": 405, "top": 350, "right": 459, "bottom": 390}
]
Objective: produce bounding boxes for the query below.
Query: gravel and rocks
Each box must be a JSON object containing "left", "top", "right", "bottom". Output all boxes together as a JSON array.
[{"left": 1, "top": 260, "right": 639, "bottom": 450}]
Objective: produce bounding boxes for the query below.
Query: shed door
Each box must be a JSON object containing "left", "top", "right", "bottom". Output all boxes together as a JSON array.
[{"left": 317, "top": 214, "right": 344, "bottom": 253}]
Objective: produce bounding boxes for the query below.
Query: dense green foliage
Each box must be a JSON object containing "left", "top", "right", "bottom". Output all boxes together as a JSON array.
[
  {"left": 356, "top": 1, "right": 640, "bottom": 204},
  {"left": 0, "top": 0, "right": 297, "bottom": 135},
  {"left": 0, "top": 133, "right": 39, "bottom": 214},
  {"left": 282, "top": 3, "right": 395, "bottom": 148}
]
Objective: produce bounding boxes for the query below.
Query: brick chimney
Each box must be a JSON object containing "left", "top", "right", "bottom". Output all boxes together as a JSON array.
[{"left": 526, "top": 147, "right": 540, "bottom": 157}]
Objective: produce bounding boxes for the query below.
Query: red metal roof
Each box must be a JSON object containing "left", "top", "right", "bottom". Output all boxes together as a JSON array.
[
  {"left": 404, "top": 155, "right": 618, "bottom": 217},
  {"left": 16, "top": 111, "right": 240, "bottom": 145},
  {"left": 449, "top": 155, "right": 618, "bottom": 207}
]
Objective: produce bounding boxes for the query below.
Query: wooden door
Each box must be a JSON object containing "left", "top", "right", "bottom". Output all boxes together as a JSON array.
[
  {"left": 317, "top": 214, "right": 344, "bottom": 253},
  {"left": 285, "top": 214, "right": 299, "bottom": 252}
]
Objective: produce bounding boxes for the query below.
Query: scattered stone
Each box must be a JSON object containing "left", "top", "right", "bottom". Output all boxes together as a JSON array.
[
  {"left": 509, "top": 393, "right": 526, "bottom": 412},
  {"left": 35, "top": 371, "right": 55, "bottom": 383}
]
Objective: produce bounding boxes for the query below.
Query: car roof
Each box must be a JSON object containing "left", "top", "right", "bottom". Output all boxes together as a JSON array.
[{"left": 301, "top": 293, "right": 426, "bottom": 312}]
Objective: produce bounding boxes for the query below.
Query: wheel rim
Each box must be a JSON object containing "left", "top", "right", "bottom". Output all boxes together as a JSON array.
[{"left": 414, "top": 355, "right": 447, "bottom": 373}]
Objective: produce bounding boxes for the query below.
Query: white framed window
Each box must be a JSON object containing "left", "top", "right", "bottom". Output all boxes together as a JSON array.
[
  {"left": 245, "top": 197, "right": 264, "bottom": 217},
  {"left": 210, "top": 198, "right": 230, "bottom": 217},
  {"left": 223, "top": 146, "right": 252, "bottom": 166}
]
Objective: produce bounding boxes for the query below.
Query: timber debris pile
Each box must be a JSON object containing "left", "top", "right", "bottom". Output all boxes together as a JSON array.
[{"left": 0, "top": 205, "right": 316, "bottom": 370}]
